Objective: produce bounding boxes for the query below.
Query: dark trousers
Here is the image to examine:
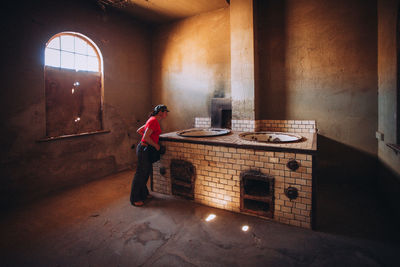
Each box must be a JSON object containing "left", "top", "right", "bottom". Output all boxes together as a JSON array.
[{"left": 130, "top": 143, "right": 151, "bottom": 204}]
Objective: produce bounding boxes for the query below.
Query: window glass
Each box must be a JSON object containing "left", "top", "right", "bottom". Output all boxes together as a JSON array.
[
  {"left": 61, "top": 51, "right": 74, "bottom": 70},
  {"left": 61, "top": 35, "right": 74, "bottom": 52},
  {"left": 47, "top": 37, "right": 60, "bottom": 49},
  {"left": 75, "top": 54, "right": 87, "bottom": 71},
  {"left": 45, "top": 48, "right": 60, "bottom": 68},
  {"left": 45, "top": 33, "right": 100, "bottom": 72},
  {"left": 75, "top": 37, "right": 87, "bottom": 55},
  {"left": 87, "top": 45, "right": 97, "bottom": 57},
  {"left": 87, "top": 56, "right": 99, "bottom": 72}
]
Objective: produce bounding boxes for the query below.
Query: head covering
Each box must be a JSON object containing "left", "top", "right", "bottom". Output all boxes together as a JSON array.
[{"left": 154, "top": 104, "right": 170, "bottom": 113}]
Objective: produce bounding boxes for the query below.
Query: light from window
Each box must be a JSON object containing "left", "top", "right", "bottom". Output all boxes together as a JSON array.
[{"left": 45, "top": 35, "right": 99, "bottom": 72}]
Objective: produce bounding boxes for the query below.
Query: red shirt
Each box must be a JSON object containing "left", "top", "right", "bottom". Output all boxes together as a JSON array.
[{"left": 141, "top": 116, "right": 161, "bottom": 144}]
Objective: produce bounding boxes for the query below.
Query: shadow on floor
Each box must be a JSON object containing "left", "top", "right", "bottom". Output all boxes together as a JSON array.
[
  {"left": 315, "top": 135, "right": 400, "bottom": 244},
  {"left": 1, "top": 170, "right": 398, "bottom": 266}
]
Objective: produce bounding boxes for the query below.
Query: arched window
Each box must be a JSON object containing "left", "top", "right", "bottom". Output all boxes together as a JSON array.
[{"left": 44, "top": 32, "right": 104, "bottom": 138}]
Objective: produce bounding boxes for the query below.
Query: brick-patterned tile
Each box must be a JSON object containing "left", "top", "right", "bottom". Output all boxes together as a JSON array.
[{"left": 155, "top": 138, "right": 314, "bottom": 229}]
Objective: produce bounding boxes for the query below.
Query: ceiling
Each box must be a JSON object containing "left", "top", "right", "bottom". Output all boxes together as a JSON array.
[{"left": 98, "top": 0, "right": 230, "bottom": 24}]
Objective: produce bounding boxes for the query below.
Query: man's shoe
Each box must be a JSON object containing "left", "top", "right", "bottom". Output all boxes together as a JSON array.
[{"left": 133, "top": 201, "right": 144, "bottom": 206}]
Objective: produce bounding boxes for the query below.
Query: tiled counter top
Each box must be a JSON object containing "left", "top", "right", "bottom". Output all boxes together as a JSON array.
[{"left": 159, "top": 131, "right": 317, "bottom": 154}]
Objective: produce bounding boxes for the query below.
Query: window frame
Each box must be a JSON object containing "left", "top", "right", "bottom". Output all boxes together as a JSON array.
[
  {"left": 42, "top": 32, "right": 105, "bottom": 140},
  {"left": 45, "top": 32, "right": 103, "bottom": 73}
]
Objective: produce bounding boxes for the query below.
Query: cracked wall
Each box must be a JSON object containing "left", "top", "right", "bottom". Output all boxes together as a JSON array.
[{"left": 0, "top": 0, "right": 152, "bottom": 208}]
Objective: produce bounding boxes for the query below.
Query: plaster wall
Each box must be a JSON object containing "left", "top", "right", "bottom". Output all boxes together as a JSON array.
[
  {"left": 257, "top": 0, "right": 378, "bottom": 156},
  {"left": 151, "top": 8, "right": 231, "bottom": 132},
  {"left": 377, "top": 0, "right": 400, "bottom": 176},
  {"left": 0, "top": 0, "right": 152, "bottom": 208},
  {"left": 377, "top": 0, "right": 400, "bottom": 212},
  {"left": 230, "top": 0, "right": 256, "bottom": 120}
]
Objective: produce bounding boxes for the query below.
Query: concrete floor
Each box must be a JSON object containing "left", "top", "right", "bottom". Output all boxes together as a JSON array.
[{"left": 1, "top": 170, "right": 399, "bottom": 266}]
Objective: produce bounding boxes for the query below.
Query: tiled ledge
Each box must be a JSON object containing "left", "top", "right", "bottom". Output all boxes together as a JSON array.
[
  {"left": 258, "top": 120, "right": 317, "bottom": 133},
  {"left": 160, "top": 131, "right": 317, "bottom": 154},
  {"left": 194, "top": 117, "right": 211, "bottom": 128},
  {"left": 232, "top": 119, "right": 257, "bottom": 132},
  {"left": 194, "top": 118, "right": 317, "bottom": 133}
]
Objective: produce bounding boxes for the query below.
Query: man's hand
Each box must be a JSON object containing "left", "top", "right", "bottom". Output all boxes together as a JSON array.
[
  {"left": 143, "top": 128, "right": 160, "bottom": 151},
  {"left": 137, "top": 125, "right": 145, "bottom": 135}
]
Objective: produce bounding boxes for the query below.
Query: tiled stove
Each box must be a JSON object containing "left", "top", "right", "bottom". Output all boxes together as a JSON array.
[{"left": 152, "top": 120, "right": 317, "bottom": 229}]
